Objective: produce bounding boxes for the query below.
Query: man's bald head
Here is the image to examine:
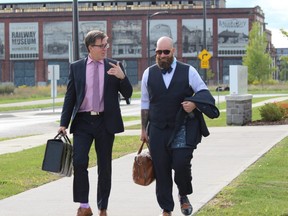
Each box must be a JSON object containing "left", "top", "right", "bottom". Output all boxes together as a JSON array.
[{"left": 156, "top": 36, "right": 173, "bottom": 50}]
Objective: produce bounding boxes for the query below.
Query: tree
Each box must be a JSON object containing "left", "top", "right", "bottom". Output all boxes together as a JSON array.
[
  {"left": 243, "top": 22, "right": 274, "bottom": 85},
  {"left": 279, "top": 56, "right": 288, "bottom": 81},
  {"left": 279, "top": 29, "right": 288, "bottom": 81},
  {"left": 206, "top": 67, "right": 215, "bottom": 84},
  {"left": 280, "top": 29, "right": 288, "bottom": 38}
]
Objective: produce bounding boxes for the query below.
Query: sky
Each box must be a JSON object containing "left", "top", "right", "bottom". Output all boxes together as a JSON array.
[{"left": 226, "top": 0, "right": 288, "bottom": 48}]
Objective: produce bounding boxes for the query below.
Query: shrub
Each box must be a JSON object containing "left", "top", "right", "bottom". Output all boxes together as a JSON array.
[
  {"left": 276, "top": 102, "right": 288, "bottom": 118},
  {"left": 259, "top": 103, "right": 286, "bottom": 122},
  {"left": 0, "top": 83, "right": 15, "bottom": 95}
]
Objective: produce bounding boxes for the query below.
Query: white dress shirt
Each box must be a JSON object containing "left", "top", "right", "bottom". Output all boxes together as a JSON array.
[{"left": 141, "top": 57, "right": 208, "bottom": 109}]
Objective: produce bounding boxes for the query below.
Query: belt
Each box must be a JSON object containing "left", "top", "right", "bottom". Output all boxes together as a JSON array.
[{"left": 77, "top": 111, "right": 104, "bottom": 116}]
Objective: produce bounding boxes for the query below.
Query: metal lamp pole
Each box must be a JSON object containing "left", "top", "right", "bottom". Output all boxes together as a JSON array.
[
  {"left": 72, "top": 0, "right": 79, "bottom": 61},
  {"left": 147, "top": 11, "right": 169, "bottom": 66},
  {"left": 203, "top": 0, "right": 207, "bottom": 82}
]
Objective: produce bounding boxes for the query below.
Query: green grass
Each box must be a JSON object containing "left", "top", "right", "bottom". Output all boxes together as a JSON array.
[
  {"left": 0, "top": 102, "right": 64, "bottom": 112},
  {"left": 0, "top": 85, "right": 66, "bottom": 104},
  {"left": 122, "top": 116, "right": 140, "bottom": 122},
  {"left": 196, "top": 137, "right": 288, "bottom": 215},
  {"left": 0, "top": 135, "right": 140, "bottom": 200},
  {"left": 210, "top": 83, "right": 288, "bottom": 95},
  {"left": 0, "top": 145, "right": 60, "bottom": 199}
]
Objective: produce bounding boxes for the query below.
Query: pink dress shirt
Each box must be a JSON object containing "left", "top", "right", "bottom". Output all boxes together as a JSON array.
[{"left": 79, "top": 55, "right": 105, "bottom": 112}]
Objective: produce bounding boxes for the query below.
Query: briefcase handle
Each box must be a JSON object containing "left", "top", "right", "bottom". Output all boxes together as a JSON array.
[{"left": 54, "top": 132, "right": 71, "bottom": 145}]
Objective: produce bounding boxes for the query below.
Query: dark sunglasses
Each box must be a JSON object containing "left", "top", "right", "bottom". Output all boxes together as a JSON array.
[{"left": 155, "top": 50, "right": 171, "bottom": 55}]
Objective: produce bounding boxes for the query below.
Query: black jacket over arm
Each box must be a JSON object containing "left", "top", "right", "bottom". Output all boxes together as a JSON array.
[
  {"left": 169, "top": 89, "right": 220, "bottom": 149},
  {"left": 60, "top": 57, "right": 133, "bottom": 134}
]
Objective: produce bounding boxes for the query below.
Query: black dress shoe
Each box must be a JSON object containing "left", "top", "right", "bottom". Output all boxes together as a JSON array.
[
  {"left": 179, "top": 195, "right": 193, "bottom": 216},
  {"left": 159, "top": 210, "right": 172, "bottom": 216}
]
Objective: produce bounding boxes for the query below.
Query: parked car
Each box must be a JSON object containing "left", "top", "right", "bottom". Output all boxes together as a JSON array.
[
  {"left": 118, "top": 93, "right": 131, "bottom": 105},
  {"left": 216, "top": 86, "right": 230, "bottom": 92}
]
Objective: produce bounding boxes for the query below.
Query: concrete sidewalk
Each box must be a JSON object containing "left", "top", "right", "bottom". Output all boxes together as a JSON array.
[{"left": 0, "top": 125, "right": 288, "bottom": 216}]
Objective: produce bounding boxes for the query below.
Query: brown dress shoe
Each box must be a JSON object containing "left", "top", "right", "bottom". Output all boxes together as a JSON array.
[
  {"left": 98, "top": 209, "right": 107, "bottom": 216},
  {"left": 77, "top": 207, "right": 93, "bottom": 216}
]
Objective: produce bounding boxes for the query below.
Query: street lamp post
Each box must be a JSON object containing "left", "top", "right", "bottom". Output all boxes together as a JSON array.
[
  {"left": 147, "top": 11, "right": 169, "bottom": 66},
  {"left": 203, "top": 0, "right": 207, "bottom": 82},
  {"left": 72, "top": 0, "right": 79, "bottom": 61}
]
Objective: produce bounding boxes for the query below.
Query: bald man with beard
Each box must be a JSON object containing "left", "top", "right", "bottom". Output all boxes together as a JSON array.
[{"left": 140, "top": 36, "right": 219, "bottom": 216}]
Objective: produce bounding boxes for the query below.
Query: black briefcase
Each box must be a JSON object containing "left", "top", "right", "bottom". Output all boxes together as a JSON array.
[{"left": 42, "top": 133, "right": 73, "bottom": 177}]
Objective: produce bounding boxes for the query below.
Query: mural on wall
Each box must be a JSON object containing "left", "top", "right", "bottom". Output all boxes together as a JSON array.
[
  {"left": 43, "top": 21, "right": 107, "bottom": 59},
  {"left": 218, "top": 18, "right": 249, "bottom": 57},
  {"left": 0, "top": 23, "right": 4, "bottom": 60},
  {"left": 148, "top": 19, "right": 177, "bottom": 58},
  {"left": 79, "top": 21, "right": 107, "bottom": 58},
  {"left": 182, "top": 19, "right": 213, "bottom": 57},
  {"left": 9, "top": 22, "right": 39, "bottom": 60},
  {"left": 43, "top": 22, "right": 72, "bottom": 59},
  {"left": 112, "top": 20, "right": 142, "bottom": 58}
]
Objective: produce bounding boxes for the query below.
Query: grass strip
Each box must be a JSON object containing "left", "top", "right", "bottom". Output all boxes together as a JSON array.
[
  {"left": 0, "top": 102, "right": 64, "bottom": 112},
  {"left": 196, "top": 137, "right": 288, "bottom": 215}
]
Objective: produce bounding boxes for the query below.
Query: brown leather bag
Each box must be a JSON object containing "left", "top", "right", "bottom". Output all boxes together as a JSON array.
[{"left": 132, "top": 141, "right": 155, "bottom": 186}]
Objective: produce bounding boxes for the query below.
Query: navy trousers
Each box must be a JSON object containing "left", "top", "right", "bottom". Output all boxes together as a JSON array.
[
  {"left": 148, "top": 124, "right": 194, "bottom": 212},
  {"left": 72, "top": 113, "right": 114, "bottom": 210}
]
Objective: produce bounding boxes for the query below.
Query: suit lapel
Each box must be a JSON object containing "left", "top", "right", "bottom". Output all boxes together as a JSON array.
[
  {"left": 77, "top": 58, "right": 88, "bottom": 89},
  {"left": 103, "top": 59, "right": 111, "bottom": 93},
  {"left": 77, "top": 58, "right": 87, "bottom": 100}
]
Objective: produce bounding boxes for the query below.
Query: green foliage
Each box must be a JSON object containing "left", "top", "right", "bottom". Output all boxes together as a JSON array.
[
  {"left": 243, "top": 22, "right": 274, "bottom": 85},
  {"left": 259, "top": 103, "right": 286, "bottom": 121},
  {"left": 280, "top": 29, "right": 288, "bottom": 38},
  {"left": 279, "top": 56, "right": 288, "bottom": 81},
  {"left": 206, "top": 68, "right": 215, "bottom": 81}
]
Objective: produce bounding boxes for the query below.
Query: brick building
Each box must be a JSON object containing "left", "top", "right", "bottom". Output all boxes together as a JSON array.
[{"left": 0, "top": 0, "right": 271, "bottom": 86}]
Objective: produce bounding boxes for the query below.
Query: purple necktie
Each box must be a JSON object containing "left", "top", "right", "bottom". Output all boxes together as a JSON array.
[{"left": 93, "top": 61, "right": 100, "bottom": 112}]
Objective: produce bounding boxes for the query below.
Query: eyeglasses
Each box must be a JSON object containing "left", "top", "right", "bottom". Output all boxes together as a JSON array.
[
  {"left": 155, "top": 50, "right": 171, "bottom": 55},
  {"left": 91, "top": 43, "right": 110, "bottom": 49}
]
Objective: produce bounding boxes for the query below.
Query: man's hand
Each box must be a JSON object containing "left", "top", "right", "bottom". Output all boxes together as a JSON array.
[
  {"left": 140, "top": 129, "right": 149, "bottom": 143},
  {"left": 107, "top": 62, "right": 125, "bottom": 80},
  {"left": 58, "top": 126, "right": 67, "bottom": 135},
  {"left": 181, "top": 101, "right": 196, "bottom": 113}
]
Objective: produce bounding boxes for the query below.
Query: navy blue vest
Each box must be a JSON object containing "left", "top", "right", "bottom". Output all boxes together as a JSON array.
[{"left": 147, "top": 62, "right": 194, "bottom": 129}]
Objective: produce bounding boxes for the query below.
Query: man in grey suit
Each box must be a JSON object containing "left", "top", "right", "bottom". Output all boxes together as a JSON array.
[{"left": 58, "top": 30, "right": 133, "bottom": 216}]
